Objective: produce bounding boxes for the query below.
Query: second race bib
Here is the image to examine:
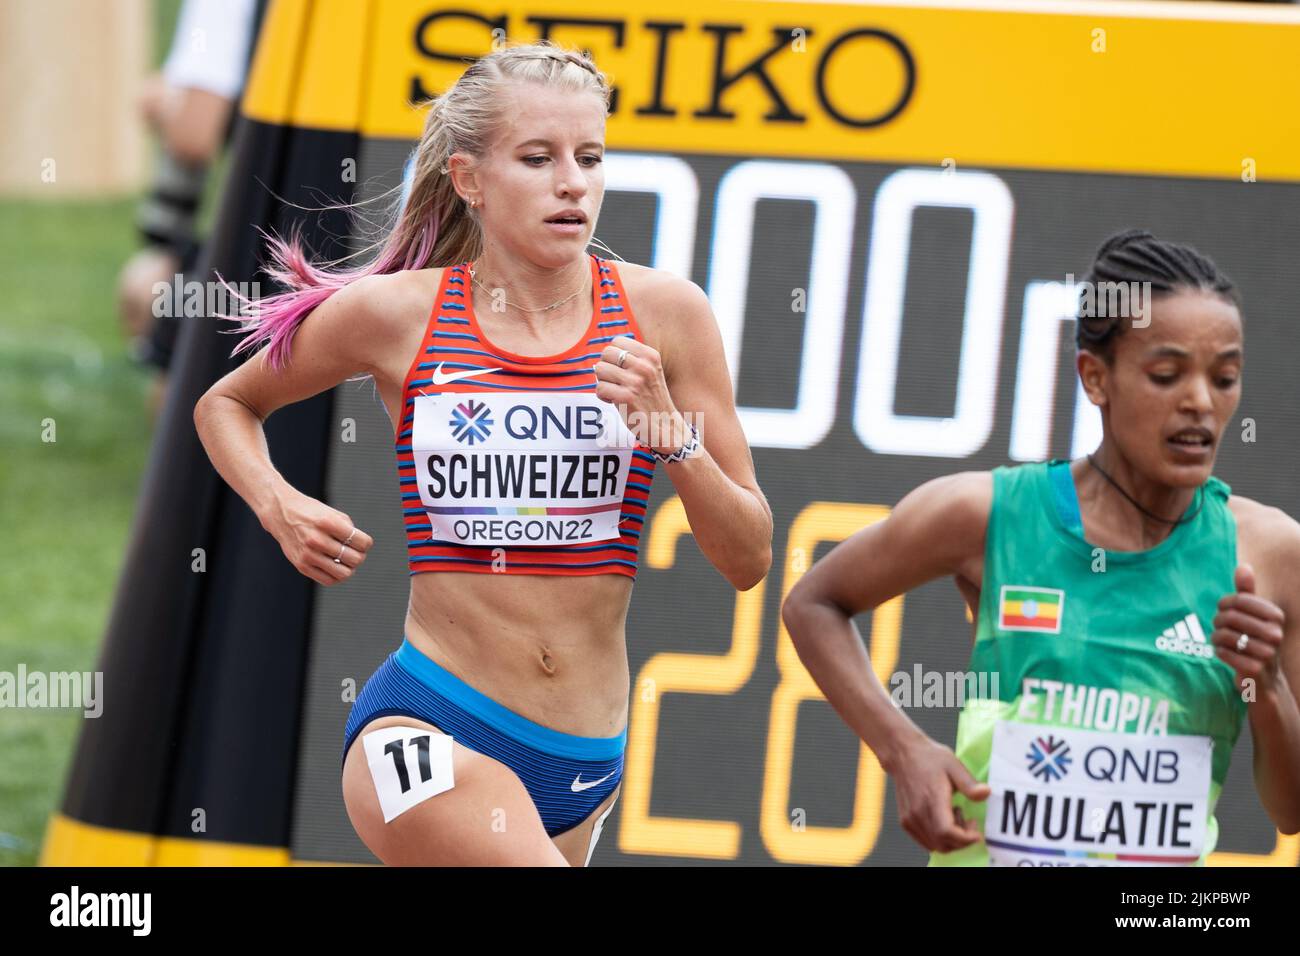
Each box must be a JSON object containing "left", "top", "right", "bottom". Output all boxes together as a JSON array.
[{"left": 985, "top": 720, "right": 1212, "bottom": 866}]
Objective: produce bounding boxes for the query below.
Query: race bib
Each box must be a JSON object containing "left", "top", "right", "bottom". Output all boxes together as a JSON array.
[
  {"left": 985, "top": 720, "right": 1212, "bottom": 866},
  {"left": 410, "top": 392, "right": 635, "bottom": 547},
  {"left": 362, "top": 726, "right": 455, "bottom": 824}
]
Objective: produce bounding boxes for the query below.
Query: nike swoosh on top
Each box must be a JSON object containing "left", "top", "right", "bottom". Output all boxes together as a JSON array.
[
  {"left": 571, "top": 770, "right": 616, "bottom": 793},
  {"left": 430, "top": 363, "right": 504, "bottom": 385}
]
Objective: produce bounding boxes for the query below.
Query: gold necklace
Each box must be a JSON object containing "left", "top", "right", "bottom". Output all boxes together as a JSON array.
[{"left": 468, "top": 260, "right": 589, "bottom": 314}]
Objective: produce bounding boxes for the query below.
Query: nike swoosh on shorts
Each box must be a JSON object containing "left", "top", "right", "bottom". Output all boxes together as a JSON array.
[{"left": 571, "top": 770, "right": 616, "bottom": 793}]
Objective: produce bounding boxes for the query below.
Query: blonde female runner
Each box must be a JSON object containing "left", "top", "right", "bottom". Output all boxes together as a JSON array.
[{"left": 194, "top": 41, "right": 772, "bottom": 865}]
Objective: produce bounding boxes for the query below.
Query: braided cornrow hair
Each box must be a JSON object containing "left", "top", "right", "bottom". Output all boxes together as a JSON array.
[{"left": 1075, "top": 228, "right": 1242, "bottom": 363}]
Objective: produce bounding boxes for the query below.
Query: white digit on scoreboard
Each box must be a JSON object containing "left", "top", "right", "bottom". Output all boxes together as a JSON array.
[
  {"left": 709, "top": 160, "right": 855, "bottom": 450},
  {"left": 853, "top": 168, "right": 1013, "bottom": 458},
  {"left": 604, "top": 153, "right": 699, "bottom": 279},
  {"left": 1009, "top": 280, "right": 1103, "bottom": 462}
]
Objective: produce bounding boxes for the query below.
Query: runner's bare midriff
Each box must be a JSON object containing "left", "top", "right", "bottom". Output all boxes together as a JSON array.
[
  {"left": 405, "top": 570, "right": 633, "bottom": 739},
  {"left": 371, "top": 267, "right": 635, "bottom": 742}
]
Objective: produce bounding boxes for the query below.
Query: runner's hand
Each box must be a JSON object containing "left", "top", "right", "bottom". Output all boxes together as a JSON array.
[
  {"left": 260, "top": 486, "right": 373, "bottom": 586},
  {"left": 891, "top": 734, "right": 990, "bottom": 853},
  {"left": 1212, "top": 564, "right": 1285, "bottom": 695},
  {"left": 593, "top": 335, "right": 687, "bottom": 456}
]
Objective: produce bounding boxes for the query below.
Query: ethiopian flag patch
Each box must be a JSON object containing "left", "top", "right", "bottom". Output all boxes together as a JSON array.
[{"left": 998, "top": 585, "right": 1064, "bottom": 633}]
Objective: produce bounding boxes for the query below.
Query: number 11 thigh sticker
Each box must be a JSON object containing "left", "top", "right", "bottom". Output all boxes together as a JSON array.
[{"left": 362, "top": 725, "right": 456, "bottom": 823}]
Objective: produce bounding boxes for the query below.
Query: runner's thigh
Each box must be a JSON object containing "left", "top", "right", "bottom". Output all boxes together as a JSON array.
[
  {"left": 342, "top": 714, "right": 567, "bottom": 866},
  {"left": 550, "top": 785, "right": 621, "bottom": 867}
]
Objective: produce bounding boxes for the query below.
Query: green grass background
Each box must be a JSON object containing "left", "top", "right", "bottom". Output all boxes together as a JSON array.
[{"left": 0, "top": 0, "right": 184, "bottom": 866}]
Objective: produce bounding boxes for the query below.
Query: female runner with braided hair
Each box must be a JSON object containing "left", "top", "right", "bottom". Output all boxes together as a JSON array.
[
  {"left": 783, "top": 228, "right": 1300, "bottom": 865},
  {"left": 194, "top": 40, "right": 772, "bottom": 865}
]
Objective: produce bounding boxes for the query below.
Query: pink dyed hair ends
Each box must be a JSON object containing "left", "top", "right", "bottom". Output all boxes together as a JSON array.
[{"left": 220, "top": 211, "right": 439, "bottom": 375}]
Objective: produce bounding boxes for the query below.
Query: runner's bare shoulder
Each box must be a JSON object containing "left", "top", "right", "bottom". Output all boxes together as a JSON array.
[{"left": 888, "top": 470, "right": 993, "bottom": 567}]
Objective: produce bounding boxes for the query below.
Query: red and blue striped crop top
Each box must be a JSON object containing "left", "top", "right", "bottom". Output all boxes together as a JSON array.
[{"left": 395, "top": 254, "right": 657, "bottom": 578}]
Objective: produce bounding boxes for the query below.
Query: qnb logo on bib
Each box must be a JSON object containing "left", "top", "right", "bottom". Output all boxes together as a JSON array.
[
  {"left": 449, "top": 399, "right": 494, "bottom": 445},
  {"left": 985, "top": 721, "right": 1212, "bottom": 867},
  {"left": 1025, "top": 735, "right": 1072, "bottom": 782},
  {"left": 411, "top": 392, "right": 636, "bottom": 547}
]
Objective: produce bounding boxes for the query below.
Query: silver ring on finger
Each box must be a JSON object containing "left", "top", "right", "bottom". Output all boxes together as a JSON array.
[
  {"left": 1236, "top": 632, "right": 1249, "bottom": 653},
  {"left": 616, "top": 348, "right": 630, "bottom": 368},
  {"left": 334, "top": 543, "right": 347, "bottom": 564},
  {"left": 343, "top": 527, "right": 357, "bottom": 546}
]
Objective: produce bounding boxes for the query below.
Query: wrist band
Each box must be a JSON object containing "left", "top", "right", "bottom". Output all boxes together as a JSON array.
[{"left": 652, "top": 422, "right": 700, "bottom": 463}]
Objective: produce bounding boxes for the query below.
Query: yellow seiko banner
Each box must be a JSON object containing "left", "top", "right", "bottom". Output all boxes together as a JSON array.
[{"left": 243, "top": 0, "right": 1300, "bottom": 181}]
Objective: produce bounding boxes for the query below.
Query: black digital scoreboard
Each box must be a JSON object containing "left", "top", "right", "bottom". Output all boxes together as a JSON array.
[{"left": 246, "top": 0, "right": 1300, "bottom": 867}]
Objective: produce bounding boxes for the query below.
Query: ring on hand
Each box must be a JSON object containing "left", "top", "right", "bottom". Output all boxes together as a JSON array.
[
  {"left": 1235, "top": 633, "right": 1249, "bottom": 653},
  {"left": 343, "top": 527, "right": 357, "bottom": 546},
  {"left": 616, "top": 348, "right": 630, "bottom": 368},
  {"left": 335, "top": 543, "right": 346, "bottom": 564}
]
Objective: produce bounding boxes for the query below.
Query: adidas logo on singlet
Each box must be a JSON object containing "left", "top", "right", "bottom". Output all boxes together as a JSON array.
[{"left": 1154, "top": 612, "right": 1214, "bottom": 659}]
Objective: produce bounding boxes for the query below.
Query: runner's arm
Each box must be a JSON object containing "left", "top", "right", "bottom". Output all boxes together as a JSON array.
[
  {"left": 780, "top": 471, "right": 991, "bottom": 768},
  {"left": 618, "top": 275, "right": 772, "bottom": 591},
  {"left": 1232, "top": 509, "right": 1300, "bottom": 834},
  {"left": 193, "top": 273, "right": 408, "bottom": 526}
]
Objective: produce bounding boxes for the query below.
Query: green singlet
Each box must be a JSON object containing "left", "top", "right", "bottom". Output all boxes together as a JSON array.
[{"left": 930, "top": 459, "right": 1248, "bottom": 867}]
